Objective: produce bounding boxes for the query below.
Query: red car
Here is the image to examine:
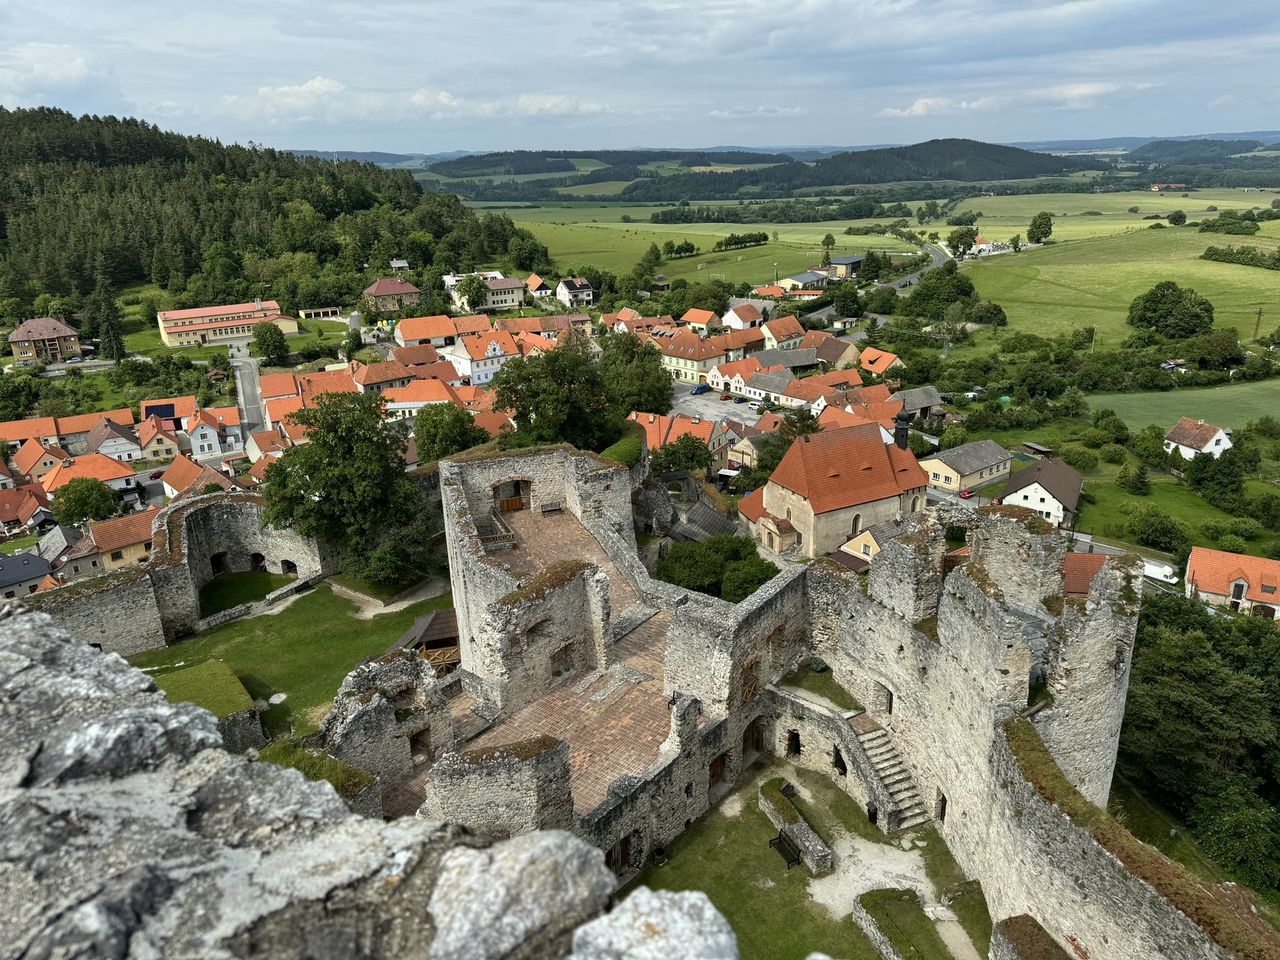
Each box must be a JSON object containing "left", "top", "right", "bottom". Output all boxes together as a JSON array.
[
  {"left": 719, "top": 393, "right": 731, "bottom": 401},
  {"left": 149, "top": 469, "right": 166, "bottom": 480},
  {"left": 959, "top": 488, "right": 976, "bottom": 500}
]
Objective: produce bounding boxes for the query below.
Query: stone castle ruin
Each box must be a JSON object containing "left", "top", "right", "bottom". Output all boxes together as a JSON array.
[
  {"left": 25, "top": 491, "right": 336, "bottom": 654},
  {"left": 317, "top": 445, "right": 1273, "bottom": 960}
]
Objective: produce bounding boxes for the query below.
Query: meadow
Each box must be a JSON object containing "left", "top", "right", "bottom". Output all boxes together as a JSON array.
[{"left": 1089, "top": 379, "right": 1280, "bottom": 431}]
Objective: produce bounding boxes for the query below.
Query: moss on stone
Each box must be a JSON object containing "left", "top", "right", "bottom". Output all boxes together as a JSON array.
[
  {"left": 761, "top": 777, "right": 800, "bottom": 825},
  {"left": 914, "top": 615, "right": 940, "bottom": 644},
  {"left": 259, "top": 738, "right": 374, "bottom": 800},
  {"left": 996, "top": 915, "right": 1071, "bottom": 959},
  {"left": 1041, "top": 594, "right": 1064, "bottom": 616},
  {"left": 459, "top": 734, "right": 561, "bottom": 765},
  {"left": 497, "top": 559, "right": 591, "bottom": 606}
]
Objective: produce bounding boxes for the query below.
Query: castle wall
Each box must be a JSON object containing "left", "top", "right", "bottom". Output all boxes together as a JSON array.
[
  {"left": 24, "top": 569, "right": 166, "bottom": 655},
  {"left": 421, "top": 736, "right": 575, "bottom": 838}
]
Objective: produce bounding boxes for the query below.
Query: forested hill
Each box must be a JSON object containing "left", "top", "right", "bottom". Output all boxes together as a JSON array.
[
  {"left": 0, "top": 107, "right": 551, "bottom": 320},
  {"left": 1126, "top": 139, "right": 1263, "bottom": 162},
  {"left": 427, "top": 148, "right": 795, "bottom": 178},
  {"left": 804, "top": 138, "right": 1105, "bottom": 183}
]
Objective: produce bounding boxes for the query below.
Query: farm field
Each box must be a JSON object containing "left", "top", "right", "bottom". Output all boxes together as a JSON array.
[
  {"left": 957, "top": 222, "right": 1280, "bottom": 344},
  {"left": 1088, "top": 380, "right": 1280, "bottom": 431}
]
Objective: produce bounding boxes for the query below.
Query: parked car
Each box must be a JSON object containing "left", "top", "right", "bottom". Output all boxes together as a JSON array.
[
  {"left": 748, "top": 401, "right": 762, "bottom": 411},
  {"left": 690, "top": 384, "right": 711, "bottom": 396},
  {"left": 149, "top": 469, "right": 166, "bottom": 480},
  {"left": 734, "top": 396, "right": 748, "bottom": 404},
  {"left": 959, "top": 488, "right": 976, "bottom": 500},
  {"left": 719, "top": 393, "right": 731, "bottom": 401},
  {"left": 64, "top": 356, "right": 83, "bottom": 364}
]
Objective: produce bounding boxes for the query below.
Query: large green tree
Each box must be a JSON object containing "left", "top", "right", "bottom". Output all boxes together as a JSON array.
[
  {"left": 598, "top": 332, "right": 672, "bottom": 416},
  {"left": 53, "top": 477, "right": 116, "bottom": 526},
  {"left": 1026, "top": 211, "right": 1054, "bottom": 244},
  {"left": 414, "top": 402, "right": 489, "bottom": 462},
  {"left": 456, "top": 274, "right": 490, "bottom": 312},
  {"left": 1126, "top": 281, "right": 1215, "bottom": 339},
  {"left": 262, "top": 392, "right": 417, "bottom": 549},
  {"left": 253, "top": 322, "right": 290, "bottom": 366},
  {"left": 650, "top": 434, "right": 713, "bottom": 476},
  {"left": 946, "top": 226, "right": 979, "bottom": 257},
  {"left": 493, "top": 340, "right": 619, "bottom": 451}
]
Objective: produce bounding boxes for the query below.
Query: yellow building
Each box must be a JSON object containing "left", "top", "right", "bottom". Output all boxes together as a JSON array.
[
  {"left": 62, "top": 508, "right": 158, "bottom": 580},
  {"left": 8, "top": 316, "right": 81, "bottom": 366},
  {"left": 157, "top": 300, "right": 298, "bottom": 348},
  {"left": 917, "top": 440, "right": 1011, "bottom": 495}
]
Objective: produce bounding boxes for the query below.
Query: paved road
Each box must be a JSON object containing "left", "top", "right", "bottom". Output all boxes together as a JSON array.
[
  {"left": 231, "top": 354, "right": 265, "bottom": 434},
  {"left": 670, "top": 387, "right": 763, "bottom": 425},
  {"left": 889, "top": 243, "right": 947, "bottom": 290}
]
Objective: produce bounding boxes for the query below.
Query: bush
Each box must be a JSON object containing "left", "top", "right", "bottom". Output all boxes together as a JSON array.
[
  {"left": 1099, "top": 443, "right": 1126, "bottom": 464},
  {"left": 655, "top": 535, "right": 778, "bottom": 601},
  {"left": 1116, "top": 461, "right": 1150, "bottom": 495},
  {"left": 1081, "top": 428, "right": 1109, "bottom": 449},
  {"left": 1227, "top": 517, "right": 1263, "bottom": 540},
  {"left": 1217, "top": 534, "right": 1248, "bottom": 554},
  {"left": 1128, "top": 505, "right": 1191, "bottom": 555},
  {"left": 1059, "top": 446, "right": 1099, "bottom": 471},
  {"left": 600, "top": 432, "right": 643, "bottom": 468}
]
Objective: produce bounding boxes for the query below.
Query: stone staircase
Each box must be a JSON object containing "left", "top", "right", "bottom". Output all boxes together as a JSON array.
[{"left": 854, "top": 723, "right": 930, "bottom": 832}]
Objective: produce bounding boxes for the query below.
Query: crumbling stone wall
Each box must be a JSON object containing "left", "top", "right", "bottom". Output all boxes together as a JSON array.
[
  {"left": 321, "top": 650, "right": 453, "bottom": 783},
  {"left": 23, "top": 567, "right": 166, "bottom": 654},
  {"left": 0, "top": 610, "right": 737, "bottom": 960},
  {"left": 421, "top": 736, "right": 574, "bottom": 838}
]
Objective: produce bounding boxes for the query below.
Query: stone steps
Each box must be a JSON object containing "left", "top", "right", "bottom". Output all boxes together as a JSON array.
[{"left": 855, "top": 724, "right": 930, "bottom": 833}]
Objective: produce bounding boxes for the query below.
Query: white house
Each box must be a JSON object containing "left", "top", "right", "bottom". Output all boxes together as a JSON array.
[
  {"left": 556, "top": 277, "right": 594, "bottom": 309},
  {"left": 998, "top": 458, "right": 1082, "bottom": 528},
  {"left": 443, "top": 330, "right": 519, "bottom": 385},
  {"left": 85, "top": 420, "right": 143, "bottom": 463},
  {"left": 1164, "top": 417, "right": 1232, "bottom": 461},
  {"left": 723, "top": 303, "right": 765, "bottom": 330}
]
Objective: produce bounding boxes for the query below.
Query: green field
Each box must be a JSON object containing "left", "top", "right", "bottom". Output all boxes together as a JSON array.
[
  {"left": 131, "top": 583, "right": 452, "bottom": 737},
  {"left": 958, "top": 223, "right": 1280, "bottom": 344},
  {"left": 1089, "top": 380, "right": 1280, "bottom": 431},
  {"left": 199, "top": 571, "right": 294, "bottom": 617}
]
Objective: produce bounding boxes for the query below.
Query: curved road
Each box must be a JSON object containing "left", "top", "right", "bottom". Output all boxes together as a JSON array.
[{"left": 889, "top": 242, "right": 947, "bottom": 289}]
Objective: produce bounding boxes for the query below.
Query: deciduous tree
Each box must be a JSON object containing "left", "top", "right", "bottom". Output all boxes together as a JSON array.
[
  {"left": 1127, "top": 281, "right": 1215, "bottom": 339},
  {"left": 650, "top": 434, "right": 713, "bottom": 476},
  {"left": 1026, "top": 211, "right": 1053, "bottom": 244},
  {"left": 252, "top": 322, "right": 289, "bottom": 366},
  {"left": 52, "top": 477, "right": 116, "bottom": 526},
  {"left": 493, "top": 340, "right": 619, "bottom": 451},
  {"left": 414, "top": 402, "right": 489, "bottom": 463}
]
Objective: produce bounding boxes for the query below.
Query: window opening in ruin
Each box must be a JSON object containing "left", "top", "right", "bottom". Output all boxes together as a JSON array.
[
  {"left": 709, "top": 751, "right": 729, "bottom": 788},
  {"left": 741, "top": 717, "right": 765, "bottom": 758},
  {"left": 495, "top": 479, "right": 531, "bottom": 513},
  {"left": 872, "top": 681, "right": 894, "bottom": 717},
  {"left": 832, "top": 746, "right": 847, "bottom": 776},
  {"left": 604, "top": 833, "right": 633, "bottom": 875},
  {"left": 867, "top": 803, "right": 879, "bottom": 826},
  {"left": 550, "top": 642, "right": 576, "bottom": 677},
  {"left": 936, "top": 790, "right": 948, "bottom": 824},
  {"left": 739, "top": 657, "right": 761, "bottom": 706},
  {"left": 786, "top": 730, "right": 802, "bottom": 756},
  {"left": 684, "top": 782, "right": 693, "bottom": 798},
  {"left": 210, "top": 551, "right": 228, "bottom": 575},
  {"left": 250, "top": 552, "right": 267, "bottom": 573},
  {"left": 281, "top": 559, "right": 298, "bottom": 576},
  {"left": 409, "top": 726, "right": 433, "bottom": 763}
]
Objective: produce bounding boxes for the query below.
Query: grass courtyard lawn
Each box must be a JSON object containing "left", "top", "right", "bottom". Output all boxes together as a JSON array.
[
  {"left": 199, "top": 571, "right": 294, "bottom": 617},
  {"left": 118, "top": 282, "right": 230, "bottom": 362},
  {"left": 154, "top": 659, "right": 254, "bottom": 718},
  {"left": 328, "top": 572, "right": 425, "bottom": 601},
  {"left": 859, "top": 889, "right": 953, "bottom": 960},
  {"left": 959, "top": 225, "right": 1280, "bottom": 345},
  {"left": 0, "top": 533, "right": 38, "bottom": 555},
  {"left": 916, "top": 826, "right": 992, "bottom": 955},
  {"left": 1089, "top": 380, "right": 1280, "bottom": 431},
  {"left": 131, "top": 583, "right": 452, "bottom": 737},
  {"left": 635, "top": 769, "right": 880, "bottom": 960},
  {"left": 781, "top": 661, "right": 864, "bottom": 713}
]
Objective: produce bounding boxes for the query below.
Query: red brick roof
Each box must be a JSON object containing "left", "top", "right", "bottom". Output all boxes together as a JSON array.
[
  {"left": 9, "top": 316, "right": 77, "bottom": 342},
  {"left": 737, "top": 487, "right": 766, "bottom": 522},
  {"left": 1062, "top": 553, "right": 1106, "bottom": 597},
  {"left": 769, "top": 425, "right": 925, "bottom": 514},
  {"left": 140, "top": 396, "right": 197, "bottom": 424},
  {"left": 87, "top": 508, "right": 158, "bottom": 554},
  {"left": 1187, "top": 547, "right": 1280, "bottom": 605},
  {"left": 258, "top": 373, "right": 301, "bottom": 399},
  {"left": 391, "top": 344, "right": 441, "bottom": 366},
  {"left": 13, "top": 438, "right": 65, "bottom": 476},
  {"left": 0, "top": 485, "right": 48, "bottom": 525},
  {"left": 396, "top": 315, "right": 456, "bottom": 342},
  {"left": 383, "top": 380, "right": 459, "bottom": 405},
  {"left": 626, "top": 412, "right": 715, "bottom": 452},
  {"left": 160, "top": 454, "right": 203, "bottom": 494},
  {"left": 1164, "top": 417, "right": 1224, "bottom": 451},
  {"left": 729, "top": 304, "right": 763, "bottom": 324},
  {"left": 41, "top": 453, "right": 136, "bottom": 492},
  {"left": 158, "top": 301, "right": 280, "bottom": 323},
  {"left": 764, "top": 315, "right": 804, "bottom": 342},
  {"left": 452, "top": 315, "right": 492, "bottom": 337},
  {"left": 859, "top": 346, "right": 900, "bottom": 375},
  {"left": 474, "top": 411, "right": 515, "bottom": 438},
  {"left": 459, "top": 330, "right": 518, "bottom": 362},
  {"left": 351, "top": 359, "right": 414, "bottom": 387},
  {"left": 137, "top": 416, "right": 178, "bottom": 449},
  {"left": 681, "top": 308, "right": 717, "bottom": 327}
]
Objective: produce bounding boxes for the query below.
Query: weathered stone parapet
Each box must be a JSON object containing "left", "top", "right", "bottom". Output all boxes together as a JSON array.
[
  {"left": 218, "top": 707, "right": 266, "bottom": 752},
  {"left": 3, "top": 610, "right": 681, "bottom": 960},
  {"left": 756, "top": 779, "right": 832, "bottom": 874},
  {"left": 965, "top": 507, "right": 1068, "bottom": 613},
  {"left": 23, "top": 568, "right": 166, "bottom": 655},
  {"left": 868, "top": 513, "right": 944, "bottom": 623},
  {"left": 420, "top": 735, "right": 574, "bottom": 837},
  {"left": 569, "top": 887, "right": 738, "bottom": 960}
]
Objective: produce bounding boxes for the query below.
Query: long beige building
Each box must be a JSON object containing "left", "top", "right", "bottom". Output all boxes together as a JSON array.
[{"left": 157, "top": 300, "right": 298, "bottom": 348}]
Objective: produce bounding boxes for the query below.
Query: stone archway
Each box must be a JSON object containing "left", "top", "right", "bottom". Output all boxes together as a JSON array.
[
  {"left": 281, "top": 559, "right": 298, "bottom": 576},
  {"left": 250, "top": 552, "right": 267, "bottom": 573}
]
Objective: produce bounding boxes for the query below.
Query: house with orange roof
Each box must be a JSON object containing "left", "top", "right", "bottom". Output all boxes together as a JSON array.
[
  {"left": 1186, "top": 547, "right": 1280, "bottom": 622},
  {"left": 382, "top": 380, "right": 460, "bottom": 420},
  {"left": 0, "top": 484, "right": 51, "bottom": 535},
  {"left": 650, "top": 329, "right": 730, "bottom": 385},
  {"left": 442, "top": 330, "right": 519, "bottom": 385},
  {"left": 0, "top": 416, "right": 57, "bottom": 448},
  {"left": 707, "top": 357, "right": 786, "bottom": 394},
  {"left": 859, "top": 346, "right": 904, "bottom": 377},
  {"left": 723, "top": 303, "right": 765, "bottom": 330},
  {"left": 86, "top": 420, "right": 142, "bottom": 463},
  {"left": 390, "top": 343, "right": 440, "bottom": 368},
  {"left": 525, "top": 274, "right": 553, "bottom": 299},
  {"left": 680, "top": 308, "right": 719, "bottom": 335},
  {"left": 159, "top": 454, "right": 206, "bottom": 498},
  {"left": 140, "top": 396, "right": 198, "bottom": 434},
  {"left": 136, "top": 416, "right": 180, "bottom": 462},
  {"left": 264, "top": 396, "right": 306, "bottom": 430},
  {"left": 762, "top": 315, "right": 805, "bottom": 351},
  {"left": 626, "top": 411, "right": 733, "bottom": 467},
  {"left": 258, "top": 372, "right": 301, "bottom": 401},
  {"left": 751, "top": 285, "right": 787, "bottom": 300},
  {"left": 363, "top": 278, "right": 421, "bottom": 313},
  {"left": 803, "top": 331, "right": 861, "bottom": 370},
  {"left": 40, "top": 453, "right": 139, "bottom": 500},
  {"left": 13, "top": 438, "right": 71, "bottom": 483},
  {"left": 49, "top": 408, "right": 135, "bottom": 454},
  {"left": 1164, "top": 417, "right": 1232, "bottom": 461},
  {"left": 297, "top": 368, "right": 358, "bottom": 405},
  {"left": 0, "top": 460, "right": 11, "bottom": 491},
  {"left": 395, "top": 315, "right": 461, "bottom": 348},
  {"left": 62, "top": 507, "right": 159, "bottom": 581},
  {"left": 350, "top": 359, "right": 415, "bottom": 394},
  {"left": 185, "top": 407, "right": 243, "bottom": 461},
  {"left": 706, "top": 327, "right": 765, "bottom": 363},
  {"left": 473, "top": 411, "right": 515, "bottom": 439},
  {"left": 513, "top": 330, "right": 560, "bottom": 357},
  {"left": 740, "top": 421, "right": 927, "bottom": 558},
  {"left": 156, "top": 300, "right": 298, "bottom": 348}
]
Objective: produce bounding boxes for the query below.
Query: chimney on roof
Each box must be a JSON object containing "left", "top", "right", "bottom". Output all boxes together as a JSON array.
[{"left": 894, "top": 410, "right": 911, "bottom": 451}]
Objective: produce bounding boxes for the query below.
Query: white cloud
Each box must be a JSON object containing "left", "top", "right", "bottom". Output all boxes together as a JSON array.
[
  {"left": 880, "top": 82, "right": 1129, "bottom": 118},
  {"left": 0, "top": 42, "right": 94, "bottom": 105},
  {"left": 708, "top": 105, "right": 808, "bottom": 120}
]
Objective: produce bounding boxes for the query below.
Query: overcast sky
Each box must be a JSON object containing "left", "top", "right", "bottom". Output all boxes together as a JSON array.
[{"left": 1, "top": 0, "right": 1277, "bottom": 153}]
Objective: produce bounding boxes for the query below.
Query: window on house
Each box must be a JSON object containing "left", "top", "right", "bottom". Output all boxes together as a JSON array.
[{"left": 110, "top": 551, "right": 124, "bottom": 561}]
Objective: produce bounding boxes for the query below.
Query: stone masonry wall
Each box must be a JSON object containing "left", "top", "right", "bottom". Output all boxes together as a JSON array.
[
  {"left": 0, "top": 610, "right": 738, "bottom": 960},
  {"left": 23, "top": 568, "right": 166, "bottom": 655},
  {"left": 421, "top": 736, "right": 575, "bottom": 838}
]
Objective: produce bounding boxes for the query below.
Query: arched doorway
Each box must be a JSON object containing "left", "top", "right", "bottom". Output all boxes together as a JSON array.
[
  {"left": 210, "top": 552, "right": 228, "bottom": 576},
  {"left": 281, "top": 559, "right": 298, "bottom": 576},
  {"left": 249, "top": 552, "right": 267, "bottom": 573},
  {"left": 850, "top": 514, "right": 862, "bottom": 537}
]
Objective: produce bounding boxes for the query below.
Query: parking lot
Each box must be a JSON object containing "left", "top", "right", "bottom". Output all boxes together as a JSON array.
[{"left": 670, "top": 384, "right": 764, "bottom": 425}]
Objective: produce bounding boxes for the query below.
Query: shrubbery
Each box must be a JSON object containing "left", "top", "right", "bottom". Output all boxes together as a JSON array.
[{"left": 655, "top": 535, "right": 779, "bottom": 602}]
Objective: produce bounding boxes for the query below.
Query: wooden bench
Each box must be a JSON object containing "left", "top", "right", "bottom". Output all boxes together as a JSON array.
[
  {"left": 769, "top": 830, "right": 802, "bottom": 870},
  {"left": 539, "top": 502, "right": 564, "bottom": 515}
]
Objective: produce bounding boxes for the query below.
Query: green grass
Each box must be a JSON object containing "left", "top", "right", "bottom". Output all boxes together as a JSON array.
[
  {"left": 859, "top": 889, "right": 953, "bottom": 960},
  {"left": 780, "top": 661, "right": 864, "bottom": 713},
  {"left": 635, "top": 767, "right": 881, "bottom": 960},
  {"left": 0, "top": 533, "right": 38, "bottom": 555},
  {"left": 154, "top": 659, "right": 254, "bottom": 718},
  {"left": 119, "top": 282, "right": 230, "bottom": 362},
  {"left": 916, "top": 826, "right": 992, "bottom": 955},
  {"left": 130, "top": 583, "right": 452, "bottom": 737},
  {"left": 1089, "top": 380, "right": 1280, "bottom": 431},
  {"left": 791, "top": 767, "right": 886, "bottom": 845},
  {"left": 259, "top": 738, "right": 374, "bottom": 800},
  {"left": 199, "top": 571, "right": 294, "bottom": 617},
  {"left": 328, "top": 572, "right": 423, "bottom": 601},
  {"left": 959, "top": 224, "right": 1280, "bottom": 345}
]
